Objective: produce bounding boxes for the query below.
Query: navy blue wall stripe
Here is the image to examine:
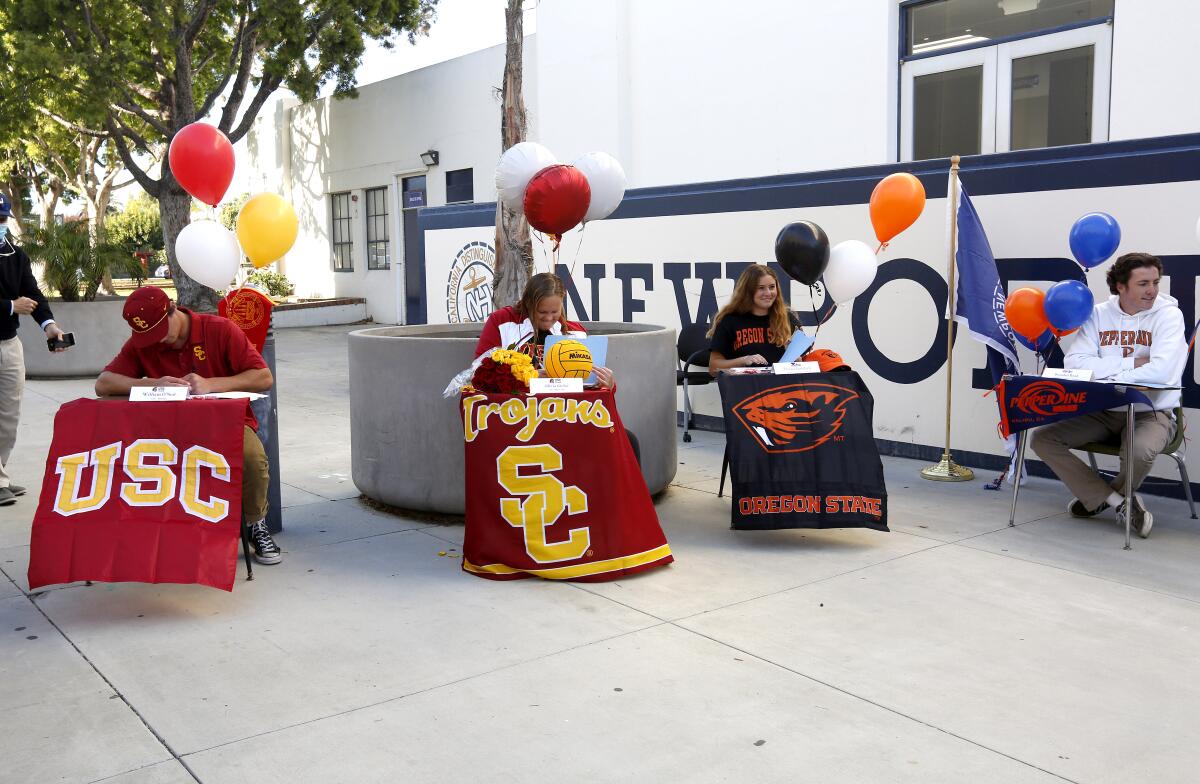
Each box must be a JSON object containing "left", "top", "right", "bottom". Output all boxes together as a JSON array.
[{"left": 413, "top": 133, "right": 1200, "bottom": 322}]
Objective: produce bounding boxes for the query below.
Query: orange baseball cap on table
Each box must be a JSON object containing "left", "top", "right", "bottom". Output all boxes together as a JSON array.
[
  {"left": 122, "top": 286, "right": 172, "bottom": 348},
  {"left": 802, "top": 348, "right": 851, "bottom": 372}
]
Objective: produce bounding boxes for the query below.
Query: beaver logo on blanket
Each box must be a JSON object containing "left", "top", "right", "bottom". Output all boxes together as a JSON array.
[{"left": 732, "top": 383, "right": 860, "bottom": 453}]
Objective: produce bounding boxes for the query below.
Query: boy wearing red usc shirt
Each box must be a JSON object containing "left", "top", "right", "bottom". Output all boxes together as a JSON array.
[{"left": 95, "top": 286, "right": 281, "bottom": 565}]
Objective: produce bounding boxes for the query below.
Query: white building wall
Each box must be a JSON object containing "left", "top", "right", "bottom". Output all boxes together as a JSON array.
[
  {"left": 246, "top": 41, "right": 539, "bottom": 324},
  {"left": 535, "top": 0, "right": 900, "bottom": 187},
  {"left": 1109, "top": 0, "right": 1200, "bottom": 141}
]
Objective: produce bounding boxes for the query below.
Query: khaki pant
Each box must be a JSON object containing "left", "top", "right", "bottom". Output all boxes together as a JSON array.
[
  {"left": 1030, "top": 409, "right": 1174, "bottom": 510},
  {"left": 0, "top": 337, "right": 25, "bottom": 489},
  {"left": 243, "top": 426, "right": 269, "bottom": 525}
]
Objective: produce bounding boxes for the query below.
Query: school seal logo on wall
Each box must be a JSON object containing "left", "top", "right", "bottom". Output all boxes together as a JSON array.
[{"left": 446, "top": 241, "right": 496, "bottom": 324}]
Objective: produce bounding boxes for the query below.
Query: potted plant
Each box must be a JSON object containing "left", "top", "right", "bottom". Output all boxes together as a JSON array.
[{"left": 17, "top": 220, "right": 148, "bottom": 377}]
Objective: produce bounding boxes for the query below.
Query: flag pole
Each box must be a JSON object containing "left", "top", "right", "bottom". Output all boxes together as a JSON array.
[{"left": 921, "top": 155, "right": 974, "bottom": 482}]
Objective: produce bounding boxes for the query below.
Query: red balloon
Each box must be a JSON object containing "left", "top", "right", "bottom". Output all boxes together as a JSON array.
[
  {"left": 168, "top": 123, "right": 235, "bottom": 207},
  {"left": 523, "top": 164, "right": 591, "bottom": 237},
  {"left": 1004, "top": 287, "right": 1050, "bottom": 342}
]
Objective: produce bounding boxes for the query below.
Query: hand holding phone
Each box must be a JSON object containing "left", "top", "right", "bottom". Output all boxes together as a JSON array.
[{"left": 46, "top": 332, "right": 75, "bottom": 352}]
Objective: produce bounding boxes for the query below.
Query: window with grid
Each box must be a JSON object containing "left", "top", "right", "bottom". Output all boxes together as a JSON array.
[
  {"left": 330, "top": 192, "right": 353, "bottom": 271},
  {"left": 365, "top": 187, "right": 389, "bottom": 270},
  {"left": 445, "top": 168, "right": 474, "bottom": 204},
  {"left": 900, "top": 0, "right": 1112, "bottom": 160}
]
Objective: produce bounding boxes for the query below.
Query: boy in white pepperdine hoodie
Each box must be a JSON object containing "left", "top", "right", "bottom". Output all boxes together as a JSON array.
[{"left": 1032, "top": 253, "right": 1187, "bottom": 539}]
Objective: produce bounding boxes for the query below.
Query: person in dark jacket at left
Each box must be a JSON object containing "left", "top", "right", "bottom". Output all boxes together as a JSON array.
[{"left": 0, "top": 195, "right": 71, "bottom": 505}]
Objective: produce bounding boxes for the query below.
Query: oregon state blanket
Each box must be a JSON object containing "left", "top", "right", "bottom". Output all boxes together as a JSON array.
[{"left": 718, "top": 372, "right": 888, "bottom": 532}]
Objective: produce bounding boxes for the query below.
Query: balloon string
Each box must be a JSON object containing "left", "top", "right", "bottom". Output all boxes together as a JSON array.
[
  {"left": 809, "top": 286, "right": 823, "bottom": 340},
  {"left": 875, "top": 241, "right": 887, "bottom": 255},
  {"left": 568, "top": 222, "right": 587, "bottom": 283}
]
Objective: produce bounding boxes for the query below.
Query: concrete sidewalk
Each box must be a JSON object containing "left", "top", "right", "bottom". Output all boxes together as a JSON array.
[{"left": 3, "top": 325, "right": 1200, "bottom": 783}]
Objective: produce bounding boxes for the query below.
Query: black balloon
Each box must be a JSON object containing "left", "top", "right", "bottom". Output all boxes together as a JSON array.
[{"left": 775, "top": 221, "right": 830, "bottom": 286}]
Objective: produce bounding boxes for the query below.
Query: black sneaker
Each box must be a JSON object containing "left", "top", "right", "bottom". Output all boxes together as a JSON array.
[
  {"left": 248, "top": 520, "right": 282, "bottom": 565},
  {"left": 1067, "top": 498, "right": 1109, "bottom": 518},
  {"left": 0, "top": 488, "right": 14, "bottom": 506},
  {"left": 8, "top": 484, "right": 25, "bottom": 496}
]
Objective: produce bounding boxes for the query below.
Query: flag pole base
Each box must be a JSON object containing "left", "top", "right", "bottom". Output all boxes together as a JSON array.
[{"left": 920, "top": 454, "right": 975, "bottom": 482}]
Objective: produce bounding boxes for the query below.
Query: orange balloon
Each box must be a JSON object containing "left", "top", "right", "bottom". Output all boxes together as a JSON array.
[
  {"left": 1050, "top": 325, "right": 1078, "bottom": 339},
  {"left": 870, "top": 173, "right": 926, "bottom": 244},
  {"left": 1005, "top": 287, "right": 1050, "bottom": 341}
]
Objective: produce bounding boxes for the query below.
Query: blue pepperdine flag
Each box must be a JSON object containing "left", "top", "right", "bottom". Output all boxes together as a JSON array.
[{"left": 953, "top": 182, "right": 1020, "bottom": 386}]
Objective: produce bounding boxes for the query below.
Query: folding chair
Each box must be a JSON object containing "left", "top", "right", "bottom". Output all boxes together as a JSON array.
[{"left": 1082, "top": 405, "right": 1196, "bottom": 519}]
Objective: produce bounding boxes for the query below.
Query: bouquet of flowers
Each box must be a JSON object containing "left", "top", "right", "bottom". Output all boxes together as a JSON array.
[{"left": 466, "top": 348, "right": 538, "bottom": 394}]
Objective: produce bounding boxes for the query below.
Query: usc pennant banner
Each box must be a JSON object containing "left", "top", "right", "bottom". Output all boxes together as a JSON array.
[
  {"left": 219, "top": 287, "right": 273, "bottom": 353},
  {"left": 718, "top": 372, "right": 889, "bottom": 532},
  {"left": 28, "top": 398, "right": 247, "bottom": 592},
  {"left": 460, "top": 389, "right": 673, "bottom": 581}
]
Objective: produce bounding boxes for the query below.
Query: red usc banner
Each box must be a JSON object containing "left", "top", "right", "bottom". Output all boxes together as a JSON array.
[
  {"left": 28, "top": 398, "right": 247, "bottom": 592},
  {"left": 460, "top": 389, "right": 673, "bottom": 581}
]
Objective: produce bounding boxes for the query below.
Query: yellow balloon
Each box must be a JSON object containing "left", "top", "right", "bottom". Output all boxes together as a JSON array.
[{"left": 236, "top": 193, "right": 298, "bottom": 268}]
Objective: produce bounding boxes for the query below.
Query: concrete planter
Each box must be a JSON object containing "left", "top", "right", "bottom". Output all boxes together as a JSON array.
[
  {"left": 18, "top": 297, "right": 129, "bottom": 378},
  {"left": 350, "top": 322, "right": 678, "bottom": 514}
]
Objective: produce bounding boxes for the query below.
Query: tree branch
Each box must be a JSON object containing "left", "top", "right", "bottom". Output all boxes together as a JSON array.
[
  {"left": 104, "top": 117, "right": 159, "bottom": 196},
  {"left": 35, "top": 107, "right": 108, "bottom": 139},
  {"left": 114, "top": 95, "right": 171, "bottom": 137},
  {"left": 227, "top": 72, "right": 282, "bottom": 143},
  {"left": 215, "top": 21, "right": 260, "bottom": 131},
  {"left": 184, "top": 0, "right": 219, "bottom": 46},
  {"left": 108, "top": 113, "right": 155, "bottom": 155},
  {"left": 79, "top": 0, "right": 111, "bottom": 48}
]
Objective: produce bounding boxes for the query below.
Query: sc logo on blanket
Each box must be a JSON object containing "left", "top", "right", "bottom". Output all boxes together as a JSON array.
[
  {"left": 497, "top": 444, "right": 590, "bottom": 563},
  {"left": 732, "top": 383, "right": 859, "bottom": 453},
  {"left": 52, "top": 439, "right": 233, "bottom": 522}
]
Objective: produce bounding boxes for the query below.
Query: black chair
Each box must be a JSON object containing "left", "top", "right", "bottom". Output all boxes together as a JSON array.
[{"left": 676, "top": 323, "right": 714, "bottom": 442}]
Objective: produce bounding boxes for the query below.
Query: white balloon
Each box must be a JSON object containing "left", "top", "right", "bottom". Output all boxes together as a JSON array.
[
  {"left": 823, "top": 240, "right": 878, "bottom": 304},
  {"left": 495, "top": 142, "right": 558, "bottom": 213},
  {"left": 175, "top": 220, "right": 241, "bottom": 290},
  {"left": 572, "top": 151, "right": 627, "bottom": 222}
]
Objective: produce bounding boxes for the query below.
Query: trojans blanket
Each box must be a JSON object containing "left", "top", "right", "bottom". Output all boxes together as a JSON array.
[
  {"left": 28, "top": 398, "right": 247, "bottom": 592},
  {"left": 460, "top": 389, "right": 673, "bottom": 581},
  {"left": 718, "top": 372, "right": 888, "bottom": 531},
  {"left": 997, "top": 375, "right": 1153, "bottom": 437}
]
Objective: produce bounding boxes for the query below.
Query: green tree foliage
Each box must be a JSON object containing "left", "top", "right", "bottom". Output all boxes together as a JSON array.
[
  {"left": 7, "top": 0, "right": 436, "bottom": 310},
  {"left": 106, "top": 192, "right": 163, "bottom": 253},
  {"left": 23, "top": 221, "right": 146, "bottom": 302},
  {"left": 247, "top": 268, "right": 293, "bottom": 298},
  {"left": 219, "top": 193, "right": 251, "bottom": 233}
]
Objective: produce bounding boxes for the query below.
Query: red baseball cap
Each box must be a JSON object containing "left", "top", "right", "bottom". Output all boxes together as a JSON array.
[
  {"left": 122, "top": 286, "right": 172, "bottom": 348},
  {"left": 803, "top": 348, "right": 851, "bottom": 373}
]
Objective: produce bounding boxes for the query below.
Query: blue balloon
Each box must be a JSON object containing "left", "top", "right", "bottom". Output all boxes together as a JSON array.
[
  {"left": 1069, "top": 212, "right": 1121, "bottom": 269},
  {"left": 1043, "top": 279, "right": 1095, "bottom": 332},
  {"left": 1015, "top": 328, "right": 1055, "bottom": 354}
]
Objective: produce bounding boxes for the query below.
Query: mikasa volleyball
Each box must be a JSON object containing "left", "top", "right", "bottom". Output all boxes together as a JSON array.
[{"left": 545, "top": 339, "right": 593, "bottom": 379}]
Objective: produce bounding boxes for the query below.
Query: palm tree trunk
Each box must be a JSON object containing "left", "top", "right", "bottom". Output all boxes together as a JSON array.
[{"left": 491, "top": 0, "right": 533, "bottom": 310}]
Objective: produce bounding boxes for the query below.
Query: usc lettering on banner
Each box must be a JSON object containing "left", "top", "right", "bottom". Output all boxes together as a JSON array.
[
  {"left": 53, "top": 439, "right": 232, "bottom": 521},
  {"left": 460, "top": 389, "right": 672, "bottom": 581},
  {"left": 28, "top": 398, "right": 248, "bottom": 592}
]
